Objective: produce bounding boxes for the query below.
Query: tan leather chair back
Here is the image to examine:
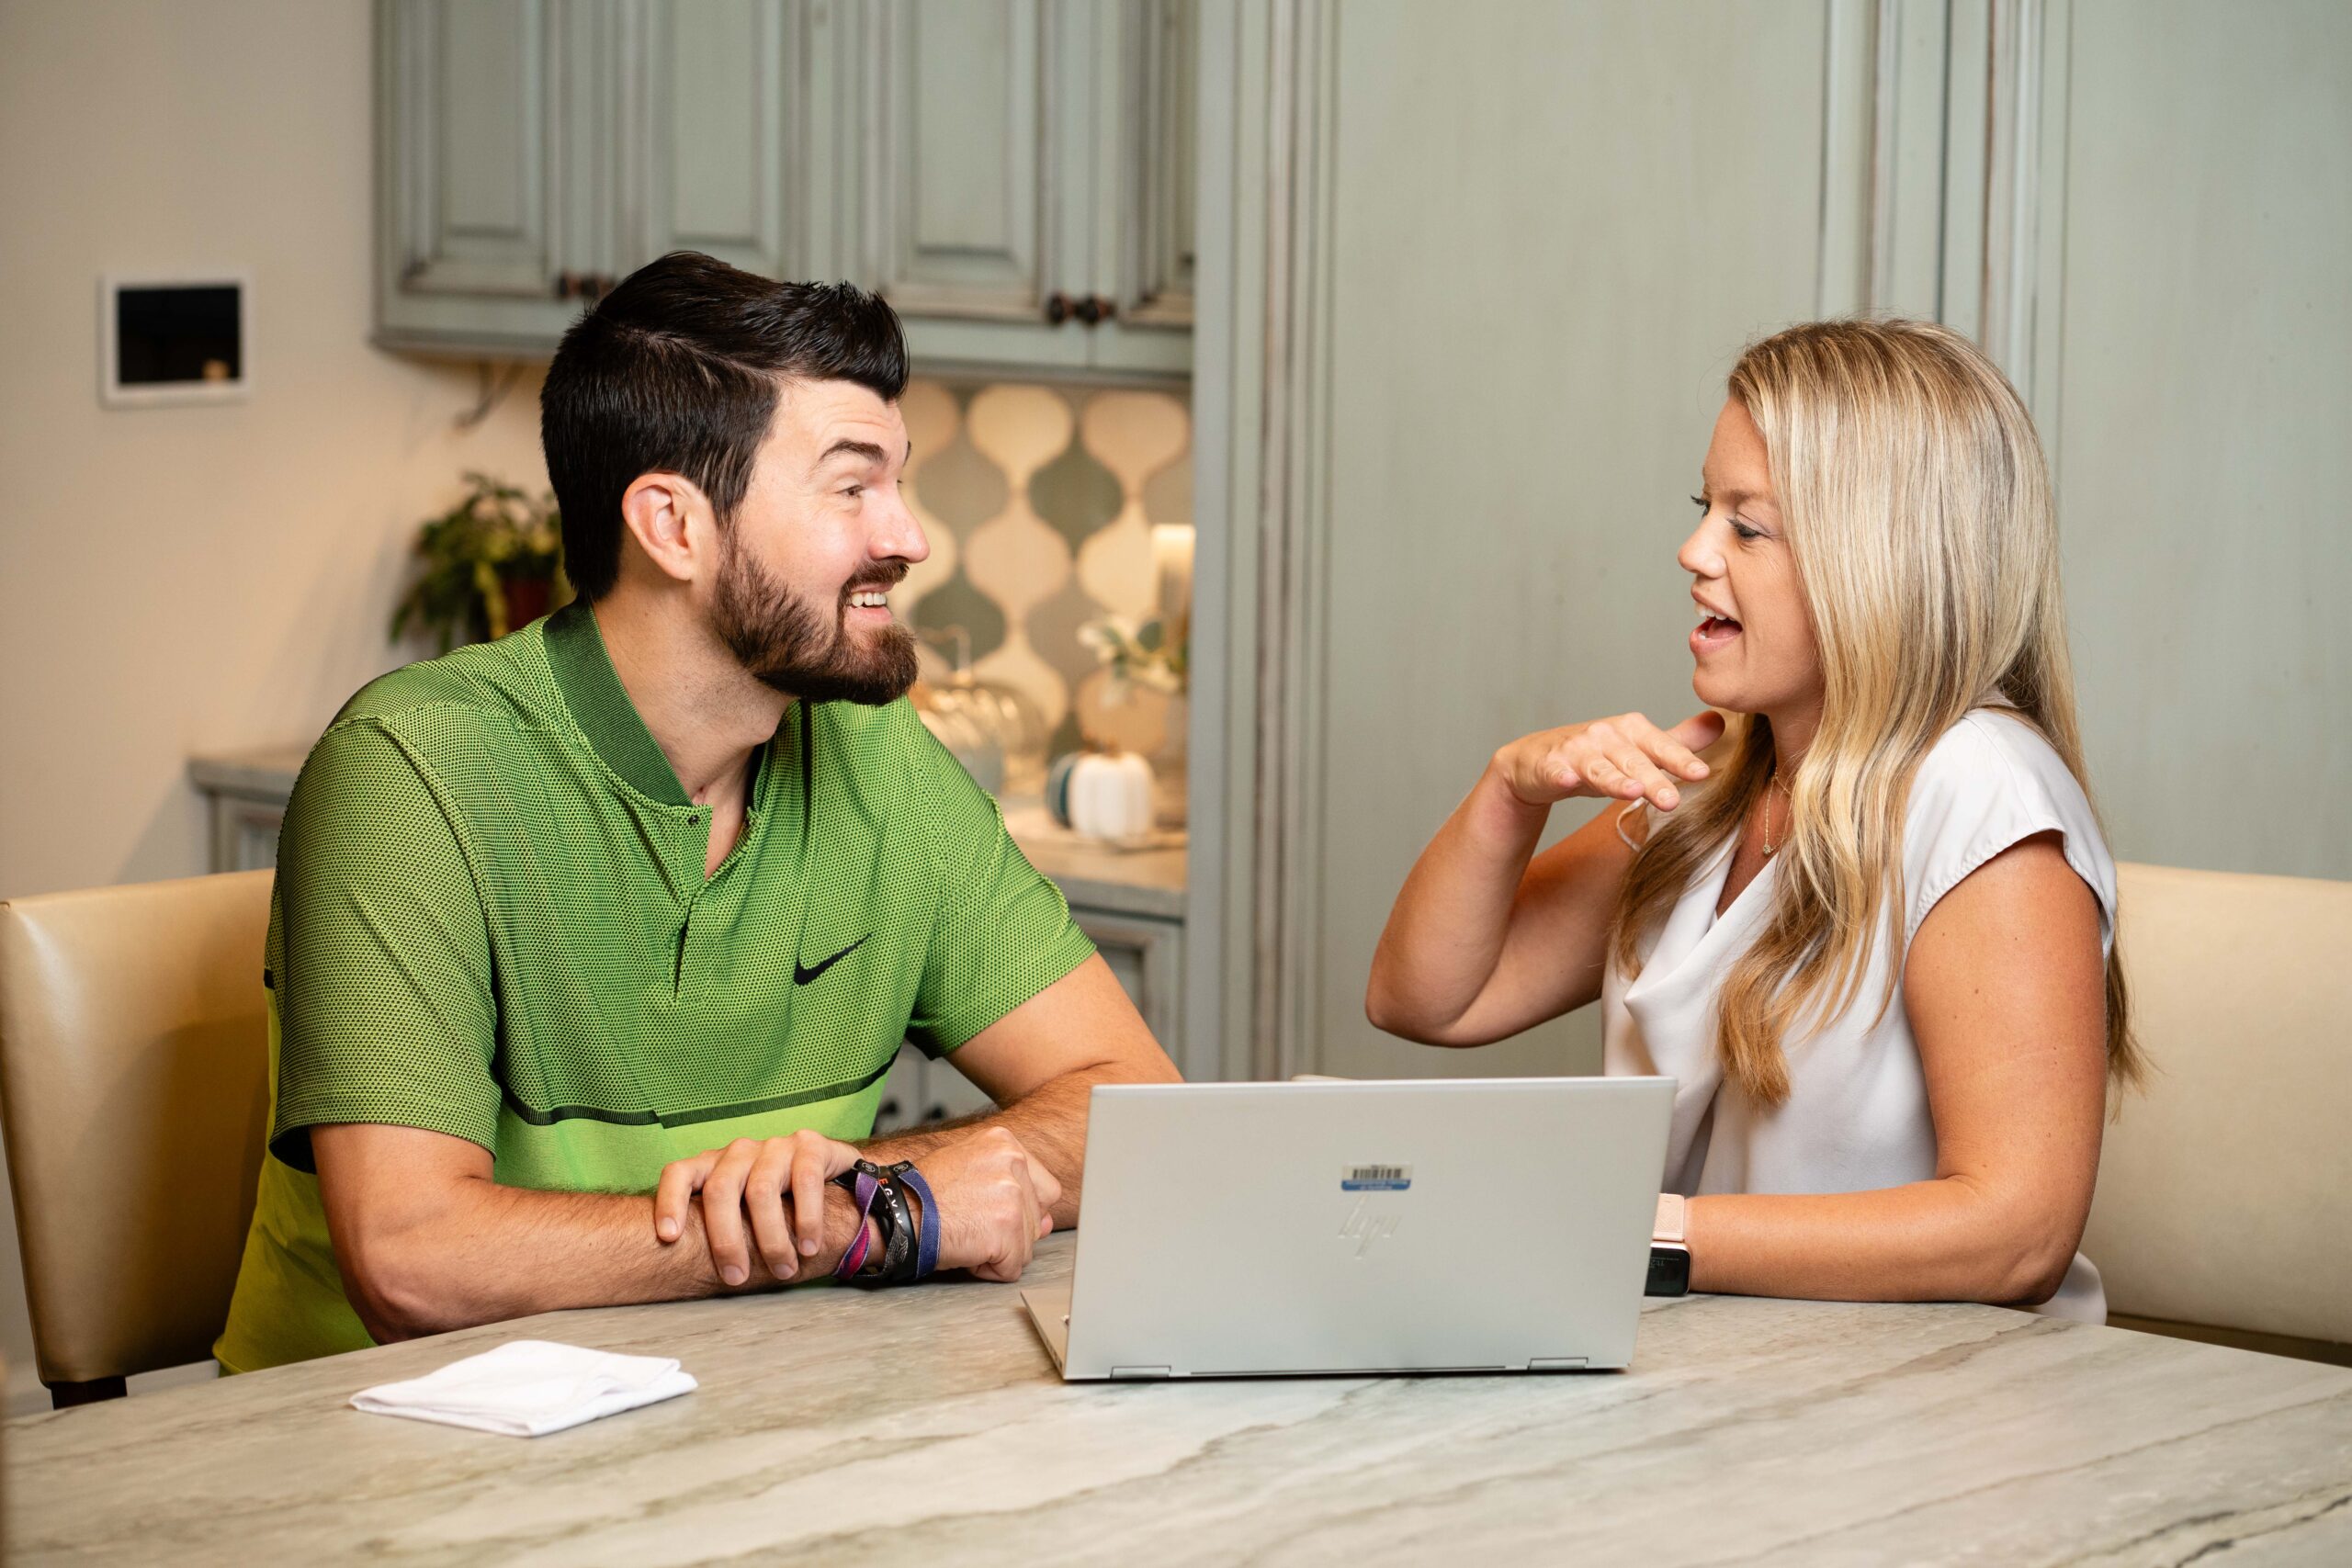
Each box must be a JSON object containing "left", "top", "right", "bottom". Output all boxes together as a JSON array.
[
  {"left": 2085, "top": 862, "right": 2352, "bottom": 1347},
  {"left": 0, "top": 871, "right": 272, "bottom": 1390}
]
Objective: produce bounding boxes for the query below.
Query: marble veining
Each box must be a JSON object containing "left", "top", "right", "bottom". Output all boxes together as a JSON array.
[{"left": 8, "top": 1236, "right": 2350, "bottom": 1565}]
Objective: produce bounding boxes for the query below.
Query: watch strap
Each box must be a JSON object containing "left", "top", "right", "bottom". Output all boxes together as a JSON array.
[
  {"left": 830, "top": 1169, "right": 882, "bottom": 1281},
  {"left": 893, "top": 1166, "right": 941, "bottom": 1280},
  {"left": 865, "top": 1175, "right": 915, "bottom": 1285},
  {"left": 1653, "top": 1192, "right": 1688, "bottom": 1245}
]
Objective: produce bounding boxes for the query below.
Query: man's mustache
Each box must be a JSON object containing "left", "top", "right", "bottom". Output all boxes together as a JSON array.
[{"left": 840, "top": 561, "right": 911, "bottom": 599}]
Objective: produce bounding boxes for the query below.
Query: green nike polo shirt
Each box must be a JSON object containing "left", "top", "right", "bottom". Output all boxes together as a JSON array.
[{"left": 214, "top": 603, "right": 1095, "bottom": 1373}]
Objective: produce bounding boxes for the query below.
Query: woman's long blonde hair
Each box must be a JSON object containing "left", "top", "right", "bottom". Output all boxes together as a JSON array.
[{"left": 1610, "top": 319, "right": 2143, "bottom": 1105}]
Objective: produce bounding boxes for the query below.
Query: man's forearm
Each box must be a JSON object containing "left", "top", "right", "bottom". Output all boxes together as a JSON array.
[
  {"left": 347, "top": 1175, "right": 871, "bottom": 1341},
  {"left": 863, "top": 1064, "right": 1125, "bottom": 1228}
]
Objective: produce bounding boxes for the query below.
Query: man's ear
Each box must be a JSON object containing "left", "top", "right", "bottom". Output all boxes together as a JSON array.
[{"left": 616, "top": 472, "right": 717, "bottom": 586}]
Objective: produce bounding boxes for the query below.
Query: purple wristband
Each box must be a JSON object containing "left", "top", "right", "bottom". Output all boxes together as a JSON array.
[
  {"left": 831, "top": 1170, "right": 882, "bottom": 1280},
  {"left": 895, "top": 1166, "right": 941, "bottom": 1280}
]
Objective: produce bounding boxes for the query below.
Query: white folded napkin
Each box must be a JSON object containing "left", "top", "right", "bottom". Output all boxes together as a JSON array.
[{"left": 350, "top": 1339, "right": 697, "bottom": 1438}]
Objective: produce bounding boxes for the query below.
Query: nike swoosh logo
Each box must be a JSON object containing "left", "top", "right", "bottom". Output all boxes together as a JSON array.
[{"left": 794, "top": 935, "right": 869, "bottom": 987}]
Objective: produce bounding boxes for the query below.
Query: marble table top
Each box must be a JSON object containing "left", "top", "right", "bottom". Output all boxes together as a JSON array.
[{"left": 9, "top": 1235, "right": 2351, "bottom": 1565}]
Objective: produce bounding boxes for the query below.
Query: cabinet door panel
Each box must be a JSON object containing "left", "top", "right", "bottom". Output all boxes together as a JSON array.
[
  {"left": 866, "top": 0, "right": 1060, "bottom": 321},
  {"left": 1103, "top": 0, "right": 1195, "bottom": 331},
  {"left": 389, "top": 0, "right": 559, "bottom": 297},
  {"left": 376, "top": 0, "right": 616, "bottom": 349},
  {"left": 637, "top": 0, "right": 799, "bottom": 277}
]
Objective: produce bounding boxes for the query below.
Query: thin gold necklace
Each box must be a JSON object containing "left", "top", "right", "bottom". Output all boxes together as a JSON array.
[{"left": 1760, "top": 766, "right": 1792, "bottom": 857}]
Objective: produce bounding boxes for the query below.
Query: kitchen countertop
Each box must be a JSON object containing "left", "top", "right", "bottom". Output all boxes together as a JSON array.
[
  {"left": 188, "top": 746, "right": 1185, "bottom": 919},
  {"left": 996, "top": 801, "right": 1186, "bottom": 921},
  {"left": 10, "top": 1233, "right": 2350, "bottom": 1564}
]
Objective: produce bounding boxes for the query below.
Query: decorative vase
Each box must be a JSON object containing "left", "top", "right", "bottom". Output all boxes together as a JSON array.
[
  {"left": 1046, "top": 750, "right": 1156, "bottom": 840},
  {"left": 1071, "top": 674, "right": 1185, "bottom": 829}
]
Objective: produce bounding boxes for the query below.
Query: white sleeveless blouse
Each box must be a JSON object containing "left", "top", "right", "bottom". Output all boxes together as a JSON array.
[{"left": 1600, "top": 708, "right": 2119, "bottom": 1323}]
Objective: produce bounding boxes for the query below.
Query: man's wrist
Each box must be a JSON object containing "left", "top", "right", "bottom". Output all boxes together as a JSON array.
[
  {"left": 824, "top": 1183, "right": 881, "bottom": 1279},
  {"left": 696, "top": 1183, "right": 874, "bottom": 1293}
]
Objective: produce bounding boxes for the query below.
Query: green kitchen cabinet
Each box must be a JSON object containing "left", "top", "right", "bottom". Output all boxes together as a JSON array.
[
  {"left": 373, "top": 0, "right": 1194, "bottom": 380},
  {"left": 374, "top": 0, "right": 620, "bottom": 355},
  {"left": 847, "top": 0, "right": 1194, "bottom": 378}
]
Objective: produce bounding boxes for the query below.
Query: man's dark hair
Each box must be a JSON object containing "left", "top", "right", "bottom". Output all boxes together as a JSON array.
[{"left": 540, "top": 251, "right": 908, "bottom": 600}]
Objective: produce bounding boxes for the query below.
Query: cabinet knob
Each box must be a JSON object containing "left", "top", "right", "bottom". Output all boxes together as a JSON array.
[
  {"left": 1045, "top": 290, "right": 1072, "bottom": 325},
  {"left": 1075, "top": 294, "right": 1116, "bottom": 326},
  {"left": 553, "top": 272, "right": 618, "bottom": 303}
]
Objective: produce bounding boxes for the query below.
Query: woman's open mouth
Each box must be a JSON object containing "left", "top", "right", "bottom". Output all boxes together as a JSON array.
[{"left": 1690, "top": 612, "right": 1742, "bottom": 652}]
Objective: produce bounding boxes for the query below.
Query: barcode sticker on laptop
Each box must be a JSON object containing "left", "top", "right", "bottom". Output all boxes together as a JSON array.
[{"left": 1341, "top": 1163, "right": 1412, "bottom": 1191}]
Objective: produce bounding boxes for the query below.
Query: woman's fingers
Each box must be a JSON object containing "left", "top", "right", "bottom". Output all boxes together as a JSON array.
[
  {"left": 1496, "top": 740, "right": 1579, "bottom": 804},
  {"left": 1667, "top": 708, "right": 1727, "bottom": 760},
  {"left": 1579, "top": 751, "right": 1637, "bottom": 799},
  {"left": 1610, "top": 744, "right": 1682, "bottom": 810},
  {"left": 1632, "top": 719, "right": 1712, "bottom": 781},
  {"left": 1499, "top": 712, "right": 1721, "bottom": 810},
  {"left": 1544, "top": 745, "right": 1587, "bottom": 794}
]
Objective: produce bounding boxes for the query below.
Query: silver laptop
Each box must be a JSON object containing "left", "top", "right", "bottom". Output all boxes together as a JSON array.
[{"left": 1022, "top": 1077, "right": 1674, "bottom": 1380}]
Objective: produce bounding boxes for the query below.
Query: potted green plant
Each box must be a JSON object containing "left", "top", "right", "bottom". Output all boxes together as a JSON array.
[{"left": 390, "top": 471, "right": 571, "bottom": 652}]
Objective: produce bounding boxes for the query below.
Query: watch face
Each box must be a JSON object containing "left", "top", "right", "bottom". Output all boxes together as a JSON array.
[{"left": 1645, "top": 1244, "right": 1692, "bottom": 1298}]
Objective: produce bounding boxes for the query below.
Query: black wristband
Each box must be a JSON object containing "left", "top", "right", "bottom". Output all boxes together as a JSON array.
[{"left": 868, "top": 1176, "right": 916, "bottom": 1285}]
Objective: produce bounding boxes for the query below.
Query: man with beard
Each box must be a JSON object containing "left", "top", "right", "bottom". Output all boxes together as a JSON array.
[{"left": 215, "top": 252, "right": 1181, "bottom": 1372}]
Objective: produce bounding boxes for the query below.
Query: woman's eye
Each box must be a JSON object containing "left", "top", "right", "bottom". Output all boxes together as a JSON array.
[
  {"left": 1731, "top": 520, "right": 1763, "bottom": 541},
  {"left": 1688, "top": 493, "right": 1708, "bottom": 513}
]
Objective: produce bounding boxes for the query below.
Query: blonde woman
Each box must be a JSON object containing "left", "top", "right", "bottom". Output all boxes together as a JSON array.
[{"left": 1366, "top": 320, "right": 2141, "bottom": 1323}]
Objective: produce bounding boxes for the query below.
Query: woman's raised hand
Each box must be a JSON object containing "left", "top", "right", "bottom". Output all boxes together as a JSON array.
[{"left": 1490, "top": 710, "right": 1725, "bottom": 812}]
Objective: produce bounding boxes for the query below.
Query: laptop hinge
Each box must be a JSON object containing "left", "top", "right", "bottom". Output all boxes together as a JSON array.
[
  {"left": 1110, "top": 1366, "right": 1172, "bottom": 1380},
  {"left": 1529, "top": 1357, "right": 1589, "bottom": 1372}
]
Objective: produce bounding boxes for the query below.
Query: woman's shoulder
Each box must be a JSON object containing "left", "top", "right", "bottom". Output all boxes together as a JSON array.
[
  {"left": 1902, "top": 706, "right": 2116, "bottom": 945},
  {"left": 1913, "top": 706, "right": 2089, "bottom": 810}
]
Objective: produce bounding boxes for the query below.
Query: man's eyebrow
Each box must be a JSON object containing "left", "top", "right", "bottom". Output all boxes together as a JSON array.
[{"left": 813, "top": 438, "right": 889, "bottom": 470}]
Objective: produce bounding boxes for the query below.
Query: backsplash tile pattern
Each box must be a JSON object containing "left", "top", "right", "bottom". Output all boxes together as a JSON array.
[{"left": 899, "top": 379, "right": 1192, "bottom": 761}]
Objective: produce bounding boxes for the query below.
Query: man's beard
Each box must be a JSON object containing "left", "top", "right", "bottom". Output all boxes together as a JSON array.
[{"left": 711, "top": 536, "right": 919, "bottom": 705}]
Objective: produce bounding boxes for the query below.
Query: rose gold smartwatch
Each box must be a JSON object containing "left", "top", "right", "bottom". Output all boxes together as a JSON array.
[{"left": 1646, "top": 1193, "right": 1690, "bottom": 1297}]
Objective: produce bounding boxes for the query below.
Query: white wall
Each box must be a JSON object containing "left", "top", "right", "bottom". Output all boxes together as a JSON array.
[
  {"left": 1311, "top": 0, "right": 1842, "bottom": 1081},
  {"left": 2051, "top": 0, "right": 2352, "bottom": 881},
  {"left": 0, "top": 0, "right": 548, "bottom": 1412}
]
